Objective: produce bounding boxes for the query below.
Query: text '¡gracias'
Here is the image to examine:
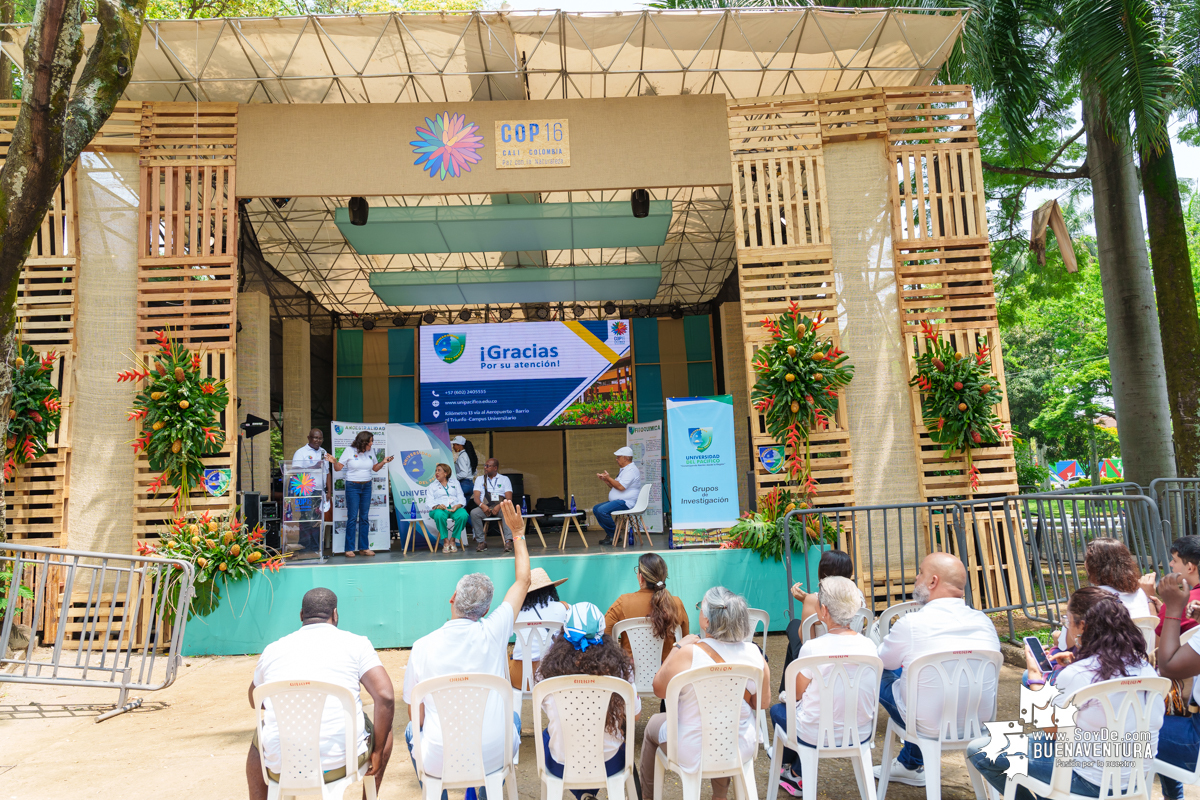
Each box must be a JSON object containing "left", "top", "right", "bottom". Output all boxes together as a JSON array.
[{"left": 479, "top": 345, "right": 560, "bottom": 370}]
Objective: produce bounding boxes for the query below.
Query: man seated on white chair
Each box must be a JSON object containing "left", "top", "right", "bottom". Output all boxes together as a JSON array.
[
  {"left": 875, "top": 552, "right": 1000, "bottom": 787},
  {"left": 403, "top": 500, "right": 531, "bottom": 790},
  {"left": 246, "top": 587, "right": 396, "bottom": 799},
  {"left": 592, "top": 446, "right": 642, "bottom": 547},
  {"left": 772, "top": 576, "right": 877, "bottom": 797}
]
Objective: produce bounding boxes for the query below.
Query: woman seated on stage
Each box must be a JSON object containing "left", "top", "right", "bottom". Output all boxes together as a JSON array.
[
  {"left": 969, "top": 593, "right": 1165, "bottom": 800},
  {"left": 605, "top": 553, "right": 689, "bottom": 663},
  {"left": 773, "top": 576, "right": 877, "bottom": 797},
  {"left": 509, "top": 568, "right": 571, "bottom": 689},
  {"left": 781, "top": 549, "right": 854, "bottom": 693},
  {"left": 534, "top": 603, "right": 639, "bottom": 797},
  {"left": 640, "top": 586, "right": 769, "bottom": 800},
  {"left": 428, "top": 463, "right": 468, "bottom": 553}
]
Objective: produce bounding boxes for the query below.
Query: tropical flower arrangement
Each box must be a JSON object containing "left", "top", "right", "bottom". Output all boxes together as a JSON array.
[
  {"left": 137, "top": 508, "right": 282, "bottom": 623},
  {"left": 726, "top": 487, "right": 840, "bottom": 562},
  {"left": 118, "top": 330, "right": 230, "bottom": 511},
  {"left": 4, "top": 343, "right": 63, "bottom": 480},
  {"left": 909, "top": 321, "right": 1012, "bottom": 491},
  {"left": 749, "top": 302, "right": 855, "bottom": 504}
]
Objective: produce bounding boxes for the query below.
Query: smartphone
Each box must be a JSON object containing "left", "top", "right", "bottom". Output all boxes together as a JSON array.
[{"left": 1025, "top": 635, "right": 1054, "bottom": 673}]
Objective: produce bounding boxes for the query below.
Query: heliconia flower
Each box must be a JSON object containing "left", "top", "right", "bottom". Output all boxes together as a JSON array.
[
  {"left": 22, "top": 436, "right": 35, "bottom": 461},
  {"left": 126, "top": 408, "right": 147, "bottom": 421},
  {"left": 788, "top": 300, "right": 800, "bottom": 319},
  {"left": 192, "top": 352, "right": 202, "bottom": 371},
  {"left": 136, "top": 541, "right": 158, "bottom": 556},
  {"left": 117, "top": 368, "right": 152, "bottom": 383},
  {"left": 937, "top": 417, "right": 945, "bottom": 431},
  {"left": 39, "top": 350, "right": 57, "bottom": 372},
  {"left": 920, "top": 320, "right": 938, "bottom": 341},
  {"left": 2, "top": 455, "right": 14, "bottom": 481},
  {"left": 200, "top": 511, "right": 212, "bottom": 524},
  {"left": 43, "top": 395, "right": 61, "bottom": 412},
  {"left": 147, "top": 471, "right": 170, "bottom": 494},
  {"left": 826, "top": 388, "right": 838, "bottom": 397},
  {"left": 202, "top": 426, "right": 219, "bottom": 444},
  {"left": 968, "top": 465, "right": 981, "bottom": 491},
  {"left": 201, "top": 381, "right": 216, "bottom": 395}
]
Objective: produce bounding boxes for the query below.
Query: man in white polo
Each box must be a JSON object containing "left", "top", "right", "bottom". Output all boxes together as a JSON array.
[
  {"left": 470, "top": 458, "right": 514, "bottom": 552},
  {"left": 874, "top": 552, "right": 1000, "bottom": 786},
  {"left": 290, "top": 428, "right": 330, "bottom": 552},
  {"left": 592, "top": 446, "right": 643, "bottom": 546}
]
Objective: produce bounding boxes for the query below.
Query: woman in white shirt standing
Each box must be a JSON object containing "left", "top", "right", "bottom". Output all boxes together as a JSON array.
[
  {"left": 326, "top": 431, "right": 393, "bottom": 558},
  {"left": 640, "top": 586, "right": 770, "bottom": 800}
]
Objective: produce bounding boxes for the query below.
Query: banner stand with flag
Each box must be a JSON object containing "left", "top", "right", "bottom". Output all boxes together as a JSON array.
[{"left": 666, "top": 395, "right": 740, "bottom": 547}]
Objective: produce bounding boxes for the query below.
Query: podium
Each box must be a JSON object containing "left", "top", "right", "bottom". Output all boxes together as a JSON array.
[{"left": 281, "top": 459, "right": 327, "bottom": 561}]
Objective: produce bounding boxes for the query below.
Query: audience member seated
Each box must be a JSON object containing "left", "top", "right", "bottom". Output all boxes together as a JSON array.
[
  {"left": 1142, "top": 535, "right": 1200, "bottom": 637},
  {"left": 403, "top": 500, "right": 531, "bottom": 787},
  {"left": 970, "top": 594, "right": 1165, "bottom": 800},
  {"left": 875, "top": 552, "right": 1001, "bottom": 788},
  {"left": 1052, "top": 538, "right": 1152, "bottom": 650},
  {"left": 534, "top": 602, "right": 640, "bottom": 799},
  {"left": 639, "top": 586, "right": 770, "bottom": 800},
  {"left": 428, "top": 463, "right": 469, "bottom": 554},
  {"left": 783, "top": 549, "right": 854, "bottom": 692},
  {"left": 772, "top": 576, "right": 876, "bottom": 797},
  {"left": 1023, "top": 586, "right": 1108, "bottom": 689},
  {"left": 509, "top": 567, "right": 570, "bottom": 689},
  {"left": 1145, "top": 572, "right": 1200, "bottom": 800},
  {"left": 245, "top": 588, "right": 395, "bottom": 800},
  {"left": 605, "top": 552, "right": 690, "bottom": 663}
]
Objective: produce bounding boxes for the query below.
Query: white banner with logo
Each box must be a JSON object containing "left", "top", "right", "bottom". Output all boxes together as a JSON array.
[
  {"left": 626, "top": 420, "right": 663, "bottom": 533},
  {"left": 330, "top": 421, "right": 390, "bottom": 552}
]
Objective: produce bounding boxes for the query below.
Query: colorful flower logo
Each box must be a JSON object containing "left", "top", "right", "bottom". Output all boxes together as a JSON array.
[
  {"left": 411, "top": 112, "right": 483, "bottom": 180},
  {"left": 289, "top": 473, "right": 317, "bottom": 497},
  {"left": 612, "top": 321, "right": 628, "bottom": 336}
]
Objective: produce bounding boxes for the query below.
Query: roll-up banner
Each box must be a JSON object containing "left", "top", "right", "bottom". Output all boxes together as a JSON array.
[
  {"left": 330, "top": 422, "right": 390, "bottom": 552},
  {"left": 386, "top": 422, "right": 455, "bottom": 547},
  {"left": 626, "top": 420, "right": 663, "bottom": 533},
  {"left": 665, "top": 396, "right": 740, "bottom": 531}
]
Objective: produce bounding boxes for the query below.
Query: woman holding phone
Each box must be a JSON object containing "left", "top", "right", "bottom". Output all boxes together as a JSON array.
[
  {"left": 326, "top": 431, "right": 393, "bottom": 558},
  {"left": 1024, "top": 585, "right": 1108, "bottom": 687}
]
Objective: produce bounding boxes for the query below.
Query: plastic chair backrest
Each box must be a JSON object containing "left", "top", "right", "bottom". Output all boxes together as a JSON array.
[
  {"left": 781, "top": 652, "right": 882, "bottom": 750},
  {"left": 409, "top": 673, "right": 514, "bottom": 786},
  {"left": 745, "top": 609, "right": 769, "bottom": 652},
  {"left": 800, "top": 607, "right": 874, "bottom": 643},
  {"left": 1182, "top": 626, "right": 1200, "bottom": 647},
  {"left": 611, "top": 617, "right": 683, "bottom": 692},
  {"left": 532, "top": 674, "right": 635, "bottom": 786},
  {"left": 627, "top": 484, "right": 652, "bottom": 515},
  {"left": 1046, "top": 675, "right": 1170, "bottom": 799},
  {"left": 513, "top": 620, "right": 564, "bottom": 693},
  {"left": 903, "top": 649, "right": 1003, "bottom": 743},
  {"left": 663, "top": 661, "right": 764, "bottom": 775},
  {"left": 1132, "top": 615, "right": 1158, "bottom": 654},
  {"left": 254, "top": 679, "right": 360, "bottom": 791},
  {"left": 873, "top": 601, "right": 921, "bottom": 643}
]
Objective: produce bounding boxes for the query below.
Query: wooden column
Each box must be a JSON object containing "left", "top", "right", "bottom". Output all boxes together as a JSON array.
[{"left": 282, "top": 318, "right": 312, "bottom": 458}]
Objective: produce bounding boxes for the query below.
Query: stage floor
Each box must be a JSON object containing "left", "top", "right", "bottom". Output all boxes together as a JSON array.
[{"left": 298, "top": 530, "right": 653, "bottom": 567}]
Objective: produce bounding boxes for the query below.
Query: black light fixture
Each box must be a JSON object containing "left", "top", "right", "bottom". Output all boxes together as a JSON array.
[
  {"left": 362, "top": 316, "right": 375, "bottom": 330},
  {"left": 458, "top": 308, "right": 472, "bottom": 322},
  {"left": 393, "top": 313, "right": 408, "bottom": 327},
  {"left": 572, "top": 304, "right": 585, "bottom": 318},
  {"left": 422, "top": 311, "right": 437, "bottom": 324},
  {"left": 499, "top": 308, "right": 513, "bottom": 321},
  {"left": 349, "top": 196, "right": 369, "bottom": 226},
  {"left": 636, "top": 304, "right": 650, "bottom": 318},
  {"left": 669, "top": 303, "right": 684, "bottom": 320},
  {"left": 603, "top": 301, "right": 617, "bottom": 316},
  {"left": 534, "top": 306, "right": 551, "bottom": 320},
  {"left": 631, "top": 189, "right": 650, "bottom": 219}
]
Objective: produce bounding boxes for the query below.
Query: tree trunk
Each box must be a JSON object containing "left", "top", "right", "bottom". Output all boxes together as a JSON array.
[
  {"left": 0, "top": 0, "right": 13, "bottom": 101},
  {"left": 1081, "top": 79, "right": 1177, "bottom": 486},
  {"left": 1142, "top": 141, "right": 1200, "bottom": 478}
]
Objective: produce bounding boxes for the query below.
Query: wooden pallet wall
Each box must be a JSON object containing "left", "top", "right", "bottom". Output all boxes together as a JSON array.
[
  {"left": 884, "top": 86, "right": 1018, "bottom": 498},
  {"left": 133, "top": 103, "right": 239, "bottom": 547}
]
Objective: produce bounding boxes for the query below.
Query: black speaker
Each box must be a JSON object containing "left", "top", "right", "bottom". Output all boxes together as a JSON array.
[
  {"left": 505, "top": 473, "right": 525, "bottom": 507},
  {"left": 242, "top": 491, "right": 262, "bottom": 528},
  {"left": 631, "top": 188, "right": 650, "bottom": 218},
  {"left": 349, "top": 196, "right": 369, "bottom": 226}
]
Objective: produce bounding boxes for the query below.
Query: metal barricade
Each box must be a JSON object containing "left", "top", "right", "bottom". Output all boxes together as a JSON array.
[
  {"left": 1, "top": 542, "right": 194, "bottom": 722},
  {"left": 1151, "top": 478, "right": 1200, "bottom": 539}
]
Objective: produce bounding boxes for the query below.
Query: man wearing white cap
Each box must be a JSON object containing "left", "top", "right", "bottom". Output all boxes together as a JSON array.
[
  {"left": 450, "top": 436, "right": 476, "bottom": 500},
  {"left": 592, "top": 446, "right": 643, "bottom": 546}
]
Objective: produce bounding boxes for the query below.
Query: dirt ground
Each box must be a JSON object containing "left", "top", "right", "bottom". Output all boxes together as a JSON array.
[{"left": 0, "top": 633, "right": 1193, "bottom": 800}]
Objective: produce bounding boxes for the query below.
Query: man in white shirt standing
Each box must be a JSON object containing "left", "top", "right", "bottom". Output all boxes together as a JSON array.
[
  {"left": 470, "top": 458, "right": 514, "bottom": 552},
  {"left": 290, "top": 428, "right": 331, "bottom": 551},
  {"left": 403, "top": 500, "right": 531, "bottom": 788},
  {"left": 592, "top": 446, "right": 643, "bottom": 546},
  {"left": 874, "top": 552, "right": 1001, "bottom": 787},
  {"left": 246, "top": 588, "right": 395, "bottom": 799}
]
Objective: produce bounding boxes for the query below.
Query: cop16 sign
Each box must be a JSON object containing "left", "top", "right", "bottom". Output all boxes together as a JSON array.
[{"left": 495, "top": 119, "right": 571, "bottom": 169}]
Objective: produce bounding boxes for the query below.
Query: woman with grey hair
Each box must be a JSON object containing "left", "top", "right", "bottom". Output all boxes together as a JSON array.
[
  {"left": 639, "top": 586, "right": 769, "bottom": 800},
  {"left": 771, "top": 576, "right": 877, "bottom": 796}
]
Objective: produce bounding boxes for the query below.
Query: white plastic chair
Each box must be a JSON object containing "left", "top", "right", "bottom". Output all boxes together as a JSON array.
[
  {"left": 513, "top": 620, "right": 564, "bottom": 701},
  {"left": 612, "top": 484, "right": 653, "bottom": 548},
  {"left": 532, "top": 674, "right": 638, "bottom": 800},
  {"left": 253, "top": 679, "right": 377, "bottom": 800},
  {"left": 869, "top": 601, "right": 921, "bottom": 645},
  {"left": 877, "top": 649, "right": 1003, "bottom": 800},
  {"left": 1182, "top": 626, "right": 1200, "bottom": 647},
  {"left": 409, "top": 673, "right": 519, "bottom": 800},
  {"left": 745, "top": 608, "right": 773, "bottom": 757},
  {"left": 611, "top": 617, "right": 683, "bottom": 701},
  {"left": 800, "top": 607, "right": 874, "bottom": 643},
  {"left": 653, "top": 662, "right": 764, "bottom": 800},
  {"left": 766, "top": 653, "right": 883, "bottom": 800},
  {"left": 1005, "top": 676, "right": 1169, "bottom": 800},
  {"left": 1132, "top": 615, "right": 1158, "bottom": 657}
]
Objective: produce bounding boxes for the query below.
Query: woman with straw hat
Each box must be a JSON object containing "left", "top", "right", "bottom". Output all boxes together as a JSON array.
[{"left": 510, "top": 567, "right": 570, "bottom": 688}]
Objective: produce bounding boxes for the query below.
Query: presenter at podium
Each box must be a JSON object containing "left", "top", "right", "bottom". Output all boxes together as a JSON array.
[
  {"left": 593, "top": 446, "right": 642, "bottom": 546},
  {"left": 290, "top": 428, "right": 331, "bottom": 551}
]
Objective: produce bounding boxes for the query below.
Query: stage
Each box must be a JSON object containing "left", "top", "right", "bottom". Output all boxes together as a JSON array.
[{"left": 179, "top": 533, "right": 821, "bottom": 656}]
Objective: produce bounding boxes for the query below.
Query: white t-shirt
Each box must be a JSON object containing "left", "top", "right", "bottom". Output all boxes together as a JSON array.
[
  {"left": 609, "top": 463, "right": 643, "bottom": 508},
  {"left": 253, "top": 623, "right": 382, "bottom": 771},
  {"left": 877, "top": 597, "right": 1001, "bottom": 739},
  {"left": 793, "top": 632, "right": 879, "bottom": 746},
  {"left": 1054, "top": 654, "right": 1164, "bottom": 790},
  {"left": 1190, "top": 634, "right": 1200, "bottom": 706},
  {"left": 543, "top": 675, "right": 642, "bottom": 763},
  {"left": 474, "top": 473, "right": 513, "bottom": 504},
  {"left": 661, "top": 639, "right": 763, "bottom": 773},
  {"left": 455, "top": 449, "right": 474, "bottom": 480},
  {"left": 341, "top": 449, "right": 377, "bottom": 482},
  {"left": 403, "top": 604, "right": 519, "bottom": 777},
  {"left": 512, "top": 601, "right": 571, "bottom": 660},
  {"left": 1057, "top": 586, "right": 1154, "bottom": 650},
  {"left": 291, "top": 445, "right": 330, "bottom": 492},
  {"left": 427, "top": 479, "right": 465, "bottom": 509}
]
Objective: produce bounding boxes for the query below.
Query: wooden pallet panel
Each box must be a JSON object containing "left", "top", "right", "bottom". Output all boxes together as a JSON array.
[
  {"left": 135, "top": 259, "right": 236, "bottom": 350},
  {"left": 4, "top": 448, "right": 69, "bottom": 546},
  {"left": 731, "top": 153, "right": 830, "bottom": 258},
  {"left": 894, "top": 240, "right": 997, "bottom": 331},
  {"left": 0, "top": 100, "right": 142, "bottom": 156},
  {"left": 817, "top": 89, "right": 888, "bottom": 143}
]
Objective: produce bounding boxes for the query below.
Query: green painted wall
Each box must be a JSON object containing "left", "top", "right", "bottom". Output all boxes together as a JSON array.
[{"left": 335, "top": 328, "right": 417, "bottom": 423}]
